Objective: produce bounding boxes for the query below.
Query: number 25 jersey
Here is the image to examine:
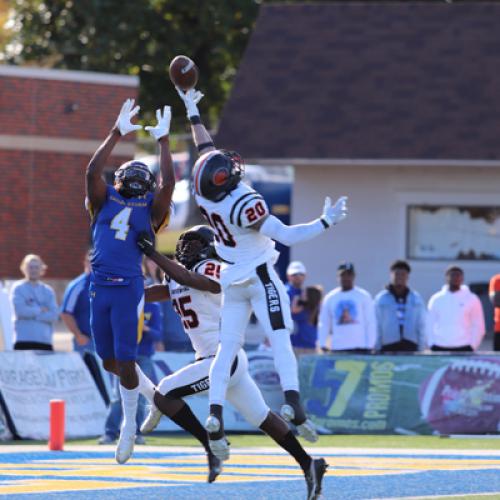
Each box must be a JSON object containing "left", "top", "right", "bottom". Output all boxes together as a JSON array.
[
  {"left": 166, "top": 259, "right": 222, "bottom": 359},
  {"left": 195, "top": 182, "right": 279, "bottom": 286},
  {"left": 89, "top": 185, "right": 154, "bottom": 279}
]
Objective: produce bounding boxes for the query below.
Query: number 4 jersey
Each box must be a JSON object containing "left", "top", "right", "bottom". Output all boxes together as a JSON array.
[
  {"left": 88, "top": 185, "right": 155, "bottom": 279},
  {"left": 195, "top": 182, "right": 279, "bottom": 286},
  {"left": 166, "top": 259, "right": 222, "bottom": 359}
]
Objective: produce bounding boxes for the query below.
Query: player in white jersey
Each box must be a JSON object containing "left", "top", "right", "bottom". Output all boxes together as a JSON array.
[
  {"left": 175, "top": 86, "right": 348, "bottom": 458},
  {"left": 137, "top": 228, "right": 328, "bottom": 499}
]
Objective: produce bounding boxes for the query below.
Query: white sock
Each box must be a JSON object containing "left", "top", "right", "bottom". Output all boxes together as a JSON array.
[
  {"left": 119, "top": 384, "right": 139, "bottom": 434},
  {"left": 135, "top": 364, "right": 155, "bottom": 403},
  {"left": 208, "top": 340, "right": 240, "bottom": 406},
  {"left": 269, "top": 330, "right": 299, "bottom": 392}
]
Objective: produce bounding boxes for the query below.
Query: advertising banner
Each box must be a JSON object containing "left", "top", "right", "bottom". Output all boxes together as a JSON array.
[
  {"left": 0, "top": 351, "right": 107, "bottom": 439},
  {"left": 300, "top": 354, "right": 500, "bottom": 435}
]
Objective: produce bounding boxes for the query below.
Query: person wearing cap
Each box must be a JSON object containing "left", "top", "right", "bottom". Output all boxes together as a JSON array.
[
  {"left": 488, "top": 273, "right": 500, "bottom": 351},
  {"left": 427, "top": 266, "right": 485, "bottom": 351},
  {"left": 374, "top": 260, "right": 427, "bottom": 352},
  {"left": 318, "top": 262, "right": 376, "bottom": 353},
  {"left": 286, "top": 261, "right": 321, "bottom": 355}
]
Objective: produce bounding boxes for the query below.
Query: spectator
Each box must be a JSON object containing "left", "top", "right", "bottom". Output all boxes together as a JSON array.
[
  {"left": 318, "top": 262, "right": 376, "bottom": 353},
  {"left": 286, "top": 261, "right": 319, "bottom": 355},
  {"left": 374, "top": 260, "right": 427, "bottom": 352},
  {"left": 489, "top": 273, "right": 500, "bottom": 351},
  {"left": 11, "top": 254, "right": 59, "bottom": 351},
  {"left": 61, "top": 251, "right": 93, "bottom": 354},
  {"left": 428, "top": 266, "right": 485, "bottom": 352},
  {"left": 143, "top": 258, "right": 165, "bottom": 352},
  {"left": 0, "top": 281, "right": 13, "bottom": 350},
  {"left": 99, "top": 300, "right": 162, "bottom": 444}
]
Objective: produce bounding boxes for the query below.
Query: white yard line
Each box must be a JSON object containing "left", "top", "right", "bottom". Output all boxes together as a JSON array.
[
  {"left": 0, "top": 445, "right": 498, "bottom": 457},
  {"left": 373, "top": 492, "right": 500, "bottom": 500}
]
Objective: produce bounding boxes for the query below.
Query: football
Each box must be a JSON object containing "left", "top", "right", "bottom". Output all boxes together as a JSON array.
[
  {"left": 169, "top": 55, "right": 199, "bottom": 91},
  {"left": 419, "top": 358, "right": 500, "bottom": 435}
]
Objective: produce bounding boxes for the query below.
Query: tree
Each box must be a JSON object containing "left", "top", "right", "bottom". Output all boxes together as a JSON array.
[{"left": 1, "top": 0, "right": 260, "bottom": 130}]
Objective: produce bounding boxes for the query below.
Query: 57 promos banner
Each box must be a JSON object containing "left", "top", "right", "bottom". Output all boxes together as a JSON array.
[
  {"left": 0, "top": 351, "right": 107, "bottom": 439},
  {"left": 300, "top": 354, "right": 500, "bottom": 435}
]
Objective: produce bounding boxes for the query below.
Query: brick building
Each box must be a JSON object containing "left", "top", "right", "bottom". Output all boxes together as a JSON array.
[{"left": 0, "top": 65, "right": 138, "bottom": 280}]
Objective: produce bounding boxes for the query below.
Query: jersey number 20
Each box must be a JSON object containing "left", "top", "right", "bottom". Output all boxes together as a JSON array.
[{"left": 110, "top": 207, "right": 132, "bottom": 240}]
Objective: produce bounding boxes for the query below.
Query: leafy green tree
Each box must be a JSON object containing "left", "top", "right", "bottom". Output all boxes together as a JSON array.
[{"left": 1, "top": 0, "right": 260, "bottom": 130}]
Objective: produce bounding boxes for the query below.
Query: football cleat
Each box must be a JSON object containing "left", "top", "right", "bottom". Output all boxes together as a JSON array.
[
  {"left": 305, "top": 458, "right": 328, "bottom": 500},
  {"left": 297, "top": 419, "right": 319, "bottom": 443},
  {"left": 115, "top": 428, "right": 136, "bottom": 464},
  {"left": 207, "top": 453, "right": 222, "bottom": 483},
  {"left": 281, "top": 405, "right": 318, "bottom": 443},
  {"left": 208, "top": 437, "right": 230, "bottom": 462},
  {"left": 140, "top": 404, "right": 162, "bottom": 434}
]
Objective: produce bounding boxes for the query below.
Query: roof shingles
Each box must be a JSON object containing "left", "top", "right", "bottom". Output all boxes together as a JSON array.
[{"left": 216, "top": 2, "right": 500, "bottom": 160}]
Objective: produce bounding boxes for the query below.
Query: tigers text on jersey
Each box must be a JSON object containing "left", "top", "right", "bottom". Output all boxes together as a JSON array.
[
  {"left": 88, "top": 185, "right": 154, "bottom": 279},
  {"left": 166, "top": 259, "right": 221, "bottom": 359},
  {"left": 195, "top": 182, "right": 278, "bottom": 287}
]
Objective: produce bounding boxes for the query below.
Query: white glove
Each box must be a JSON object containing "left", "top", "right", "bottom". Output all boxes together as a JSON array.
[
  {"left": 115, "top": 98, "right": 142, "bottom": 136},
  {"left": 175, "top": 86, "right": 204, "bottom": 119},
  {"left": 321, "top": 196, "right": 348, "bottom": 227},
  {"left": 145, "top": 105, "right": 171, "bottom": 140}
]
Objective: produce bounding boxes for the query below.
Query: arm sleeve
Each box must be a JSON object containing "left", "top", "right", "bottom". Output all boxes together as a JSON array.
[
  {"left": 374, "top": 297, "right": 383, "bottom": 351},
  {"left": 469, "top": 295, "right": 486, "bottom": 350},
  {"left": 259, "top": 214, "right": 326, "bottom": 247},
  {"left": 36, "top": 288, "right": 59, "bottom": 323},
  {"left": 11, "top": 286, "right": 42, "bottom": 319},
  {"left": 317, "top": 297, "right": 332, "bottom": 349},
  {"left": 426, "top": 298, "right": 436, "bottom": 348},
  {"left": 144, "top": 303, "right": 163, "bottom": 342},
  {"left": 365, "top": 296, "right": 377, "bottom": 349},
  {"left": 416, "top": 297, "right": 428, "bottom": 351},
  {"left": 61, "top": 282, "right": 83, "bottom": 314}
]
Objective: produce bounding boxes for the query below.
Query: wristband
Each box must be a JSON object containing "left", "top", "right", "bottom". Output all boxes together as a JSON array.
[
  {"left": 197, "top": 141, "right": 215, "bottom": 152},
  {"left": 189, "top": 115, "right": 202, "bottom": 125},
  {"left": 320, "top": 217, "right": 330, "bottom": 229}
]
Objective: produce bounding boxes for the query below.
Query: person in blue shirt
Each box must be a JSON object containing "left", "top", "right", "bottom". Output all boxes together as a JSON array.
[
  {"left": 61, "top": 251, "right": 92, "bottom": 354},
  {"left": 86, "top": 98, "right": 174, "bottom": 463},
  {"left": 99, "top": 300, "right": 162, "bottom": 445},
  {"left": 286, "top": 261, "right": 320, "bottom": 355}
]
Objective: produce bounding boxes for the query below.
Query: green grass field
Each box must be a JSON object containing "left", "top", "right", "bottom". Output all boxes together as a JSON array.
[{"left": 4, "top": 433, "right": 499, "bottom": 450}]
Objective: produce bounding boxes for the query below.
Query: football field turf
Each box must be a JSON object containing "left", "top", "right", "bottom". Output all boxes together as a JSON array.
[{"left": 0, "top": 435, "right": 499, "bottom": 499}]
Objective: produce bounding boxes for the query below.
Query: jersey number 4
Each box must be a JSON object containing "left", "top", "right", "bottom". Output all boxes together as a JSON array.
[
  {"left": 172, "top": 296, "right": 200, "bottom": 330},
  {"left": 110, "top": 207, "right": 132, "bottom": 241}
]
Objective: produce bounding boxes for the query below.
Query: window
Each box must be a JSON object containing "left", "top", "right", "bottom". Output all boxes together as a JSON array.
[{"left": 407, "top": 205, "right": 500, "bottom": 261}]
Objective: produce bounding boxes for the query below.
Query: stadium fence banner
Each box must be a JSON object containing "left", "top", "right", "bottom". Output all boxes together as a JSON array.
[
  {"left": 299, "top": 354, "right": 500, "bottom": 435},
  {"left": 150, "top": 351, "right": 284, "bottom": 432},
  {"left": 0, "top": 351, "right": 107, "bottom": 439}
]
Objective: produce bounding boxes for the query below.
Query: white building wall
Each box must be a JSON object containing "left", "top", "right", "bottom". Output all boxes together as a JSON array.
[{"left": 291, "top": 164, "right": 500, "bottom": 303}]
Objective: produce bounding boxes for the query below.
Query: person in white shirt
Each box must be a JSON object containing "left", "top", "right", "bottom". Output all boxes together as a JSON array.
[
  {"left": 318, "top": 262, "right": 376, "bottom": 353},
  {"left": 427, "top": 266, "right": 485, "bottom": 352}
]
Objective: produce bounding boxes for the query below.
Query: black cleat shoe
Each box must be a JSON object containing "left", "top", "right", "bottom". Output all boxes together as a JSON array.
[
  {"left": 305, "top": 458, "right": 328, "bottom": 500},
  {"left": 207, "top": 453, "right": 222, "bottom": 483}
]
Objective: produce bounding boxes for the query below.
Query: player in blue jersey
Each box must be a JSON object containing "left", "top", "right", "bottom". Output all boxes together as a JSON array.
[{"left": 86, "top": 99, "right": 174, "bottom": 463}]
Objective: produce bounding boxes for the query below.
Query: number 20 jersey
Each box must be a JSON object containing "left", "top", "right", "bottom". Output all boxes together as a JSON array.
[
  {"left": 195, "top": 182, "right": 279, "bottom": 286},
  {"left": 166, "top": 259, "right": 222, "bottom": 359}
]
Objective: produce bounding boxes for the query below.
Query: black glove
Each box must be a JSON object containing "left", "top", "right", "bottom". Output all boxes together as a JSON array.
[{"left": 137, "top": 232, "right": 155, "bottom": 256}]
